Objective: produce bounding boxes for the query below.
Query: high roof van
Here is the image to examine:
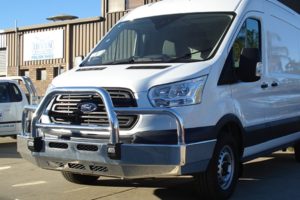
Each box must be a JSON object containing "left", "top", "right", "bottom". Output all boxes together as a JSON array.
[{"left": 18, "top": 0, "right": 300, "bottom": 199}]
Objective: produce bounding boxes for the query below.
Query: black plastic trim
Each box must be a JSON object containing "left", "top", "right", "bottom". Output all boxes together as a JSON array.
[
  {"left": 127, "top": 66, "right": 171, "bottom": 70},
  {"left": 76, "top": 67, "right": 106, "bottom": 72},
  {"left": 244, "top": 116, "right": 300, "bottom": 147},
  {"left": 0, "top": 121, "right": 21, "bottom": 125},
  {"left": 133, "top": 126, "right": 216, "bottom": 145}
]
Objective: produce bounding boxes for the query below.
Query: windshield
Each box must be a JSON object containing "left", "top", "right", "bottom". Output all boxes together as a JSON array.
[{"left": 81, "top": 13, "right": 233, "bottom": 66}]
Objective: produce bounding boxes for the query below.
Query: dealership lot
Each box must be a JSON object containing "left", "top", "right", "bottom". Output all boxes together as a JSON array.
[{"left": 1, "top": 137, "right": 300, "bottom": 200}]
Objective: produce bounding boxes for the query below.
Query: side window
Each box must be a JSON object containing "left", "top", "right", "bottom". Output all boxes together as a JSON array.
[
  {"left": 0, "top": 83, "right": 10, "bottom": 103},
  {"left": 9, "top": 83, "right": 22, "bottom": 102},
  {"left": 219, "top": 18, "right": 261, "bottom": 85},
  {"left": 232, "top": 18, "right": 261, "bottom": 69}
]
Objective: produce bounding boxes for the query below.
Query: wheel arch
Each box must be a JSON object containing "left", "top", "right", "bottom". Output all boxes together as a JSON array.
[{"left": 215, "top": 114, "right": 245, "bottom": 159}]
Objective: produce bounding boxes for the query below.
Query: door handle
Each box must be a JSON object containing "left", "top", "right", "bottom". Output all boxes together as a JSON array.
[
  {"left": 261, "top": 83, "right": 269, "bottom": 89},
  {"left": 271, "top": 82, "right": 278, "bottom": 87}
]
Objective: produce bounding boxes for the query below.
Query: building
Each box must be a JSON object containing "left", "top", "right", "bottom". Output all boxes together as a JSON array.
[{"left": 0, "top": 0, "right": 160, "bottom": 96}]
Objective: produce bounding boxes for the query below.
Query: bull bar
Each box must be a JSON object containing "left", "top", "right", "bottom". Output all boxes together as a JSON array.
[{"left": 17, "top": 87, "right": 216, "bottom": 178}]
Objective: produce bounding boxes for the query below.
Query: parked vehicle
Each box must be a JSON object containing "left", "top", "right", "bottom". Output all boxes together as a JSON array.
[
  {"left": 0, "top": 76, "right": 37, "bottom": 137},
  {"left": 18, "top": 0, "right": 300, "bottom": 199}
]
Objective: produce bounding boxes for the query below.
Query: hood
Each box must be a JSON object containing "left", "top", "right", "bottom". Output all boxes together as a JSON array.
[{"left": 51, "top": 62, "right": 212, "bottom": 93}]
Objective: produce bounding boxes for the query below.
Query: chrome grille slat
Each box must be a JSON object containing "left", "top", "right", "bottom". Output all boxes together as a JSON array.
[{"left": 49, "top": 89, "right": 138, "bottom": 129}]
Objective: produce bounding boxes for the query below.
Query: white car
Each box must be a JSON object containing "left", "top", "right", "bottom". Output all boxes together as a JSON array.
[
  {"left": 18, "top": 0, "right": 300, "bottom": 199},
  {"left": 0, "top": 77, "right": 37, "bottom": 137}
]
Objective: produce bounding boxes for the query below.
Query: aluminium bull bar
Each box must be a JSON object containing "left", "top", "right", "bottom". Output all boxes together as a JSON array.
[
  {"left": 18, "top": 87, "right": 216, "bottom": 178},
  {"left": 22, "top": 87, "right": 184, "bottom": 159}
]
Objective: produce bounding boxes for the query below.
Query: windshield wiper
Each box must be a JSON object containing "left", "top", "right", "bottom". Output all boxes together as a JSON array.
[
  {"left": 102, "top": 56, "right": 137, "bottom": 65},
  {"left": 167, "top": 48, "right": 212, "bottom": 63},
  {"left": 102, "top": 55, "right": 171, "bottom": 65}
]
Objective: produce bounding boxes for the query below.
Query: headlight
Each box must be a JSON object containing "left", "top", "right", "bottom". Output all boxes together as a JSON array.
[{"left": 148, "top": 76, "right": 207, "bottom": 107}]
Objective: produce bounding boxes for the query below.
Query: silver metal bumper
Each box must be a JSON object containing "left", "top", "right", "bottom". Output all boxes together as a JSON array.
[{"left": 18, "top": 87, "right": 216, "bottom": 178}]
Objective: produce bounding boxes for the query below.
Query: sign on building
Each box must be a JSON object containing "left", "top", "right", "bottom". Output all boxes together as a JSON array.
[{"left": 24, "top": 30, "right": 64, "bottom": 61}]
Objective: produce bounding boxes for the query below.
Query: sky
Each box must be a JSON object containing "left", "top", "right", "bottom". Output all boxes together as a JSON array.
[{"left": 0, "top": 0, "right": 101, "bottom": 30}]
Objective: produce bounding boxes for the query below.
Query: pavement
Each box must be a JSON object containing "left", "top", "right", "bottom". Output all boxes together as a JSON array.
[{"left": 0, "top": 137, "right": 300, "bottom": 200}]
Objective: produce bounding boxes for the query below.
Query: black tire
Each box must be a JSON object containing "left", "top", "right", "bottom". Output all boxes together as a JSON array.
[
  {"left": 194, "top": 134, "right": 240, "bottom": 200},
  {"left": 294, "top": 142, "right": 300, "bottom": 162},
  {"left": 62, "top": 171, "right": 99, "bottom": 185}
]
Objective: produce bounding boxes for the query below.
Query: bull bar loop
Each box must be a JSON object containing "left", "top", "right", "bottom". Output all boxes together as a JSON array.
[{"left": 22, "top": 87, "right": 185, "bottom": 146}]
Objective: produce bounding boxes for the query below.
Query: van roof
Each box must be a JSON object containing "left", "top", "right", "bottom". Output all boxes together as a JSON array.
[{"left": 122, "top": 0, "right": 243, "bottom": 21}]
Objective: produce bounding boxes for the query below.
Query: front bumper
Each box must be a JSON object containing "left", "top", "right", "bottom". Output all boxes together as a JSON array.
[
  {"left": 18, "top": 135, "right": 215, "bottom": 178},
  {"left": 18, "top": 87, "right": 216, "bottom": 178}
]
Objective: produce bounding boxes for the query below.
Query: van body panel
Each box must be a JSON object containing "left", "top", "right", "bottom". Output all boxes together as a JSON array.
[{"left": 122, "top": 0, "right": 242, "bottom": 21}]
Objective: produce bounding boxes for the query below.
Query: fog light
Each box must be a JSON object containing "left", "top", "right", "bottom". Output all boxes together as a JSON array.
[
  {"left": 107, "top": 143, "right": 122, "bottom": 160},
  {"left": 27, "top": 137, "right": 43, "bottom": 152}
]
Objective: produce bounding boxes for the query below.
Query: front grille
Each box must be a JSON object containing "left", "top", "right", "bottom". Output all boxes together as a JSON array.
[{"left": 48, "top": 89, "right": 138, "bottom": 129}]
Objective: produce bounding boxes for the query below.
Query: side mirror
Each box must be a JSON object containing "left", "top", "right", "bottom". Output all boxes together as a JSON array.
[
  {"left": 74, "top": 56, "right": 83, "bottom": 68},
  {"left": 237, "top": 48, "right": 261, "bottom": 82}
]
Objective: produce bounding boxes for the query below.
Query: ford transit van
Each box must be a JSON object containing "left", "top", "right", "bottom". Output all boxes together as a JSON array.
[{"left": 18, "top": 0, "right": 300, "bottom": 199}]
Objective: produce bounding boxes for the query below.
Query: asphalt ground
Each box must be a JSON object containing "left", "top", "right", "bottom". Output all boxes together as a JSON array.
[{"left": 0, "top": 137, "right": 299, "bottom": 200}]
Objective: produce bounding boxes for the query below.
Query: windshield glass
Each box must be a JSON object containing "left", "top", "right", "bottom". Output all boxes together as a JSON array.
[{"left": 81, "top": 13, "right": 233, "bottom": 66}]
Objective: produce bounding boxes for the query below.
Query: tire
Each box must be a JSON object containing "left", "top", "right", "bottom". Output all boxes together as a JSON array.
[
  {"left": 62, "top": 171, "right": 99, "bottom": 185},
  {"left": 294, "top": 142, "right": 300, "bottom": 162},
  {"left": 194, "top": 133, "right": 240, "bottom": 200}
]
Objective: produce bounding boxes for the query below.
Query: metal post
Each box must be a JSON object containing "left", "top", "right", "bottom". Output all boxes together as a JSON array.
[{"left": 15, "top": 20, "right": 20, "bottom": 76}]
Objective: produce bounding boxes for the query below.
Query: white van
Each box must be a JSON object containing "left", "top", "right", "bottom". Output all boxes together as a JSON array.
[
  {"left": 18, "top": 0, "right": 300, "bottom": 199},
  {"left": 0, "top": 77, "right": 37, "bottom": 137}
]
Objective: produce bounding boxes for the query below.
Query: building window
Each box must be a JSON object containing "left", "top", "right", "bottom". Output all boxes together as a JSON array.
[
  {"left": 126, "top": 0, "right": 144, "bottom": 10},
  {"left": 53, "top": 67, "right": 65, "bottom": 78},
  {"left": 20, "top": 69, "right": 29, "bottom": 77},
  {"left": 108, "top": 0, "right": 125, "bottom": 13},
  {"left": 36, "top": 68, "right": 47, "bottom": 81}
]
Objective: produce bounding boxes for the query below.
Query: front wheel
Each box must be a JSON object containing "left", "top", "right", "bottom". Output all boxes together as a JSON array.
[
  {"left": 194, "top": 134, "right": 240, "bottom": 200},
  {"left": 62, "top": 171, "right": 100, "bottom": 185}
]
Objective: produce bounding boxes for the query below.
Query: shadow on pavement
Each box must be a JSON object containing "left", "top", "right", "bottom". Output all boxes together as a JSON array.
[
  {"left": 93, "top": 176, "right": 198, "bottom": 200},
  {"left": 90, "top": 152, "right": 300, "bottom": 200},
  {"left": 0, "top": 139, "right": 21, "bottom": 158},
  {"left": 233, "top": 152, "right": 300, "bottom": 199}
]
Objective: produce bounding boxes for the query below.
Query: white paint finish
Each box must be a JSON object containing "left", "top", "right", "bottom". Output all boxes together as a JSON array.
[
  {"left": 12, "top": 181, "right": 47, "bottom": 187},
  {"left": 123, "top": 0, "right": 242, "bottom": 21},
  {"left": 262, "top": 2, "right": 300, "bottom": 123},
  {"left": 229, "top": 11, "right": 268, "bottom": 127}
]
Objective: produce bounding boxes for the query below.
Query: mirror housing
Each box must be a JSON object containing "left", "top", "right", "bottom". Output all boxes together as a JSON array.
[
  {"left": 237, "top": 48, "right": 261, "bottom": 82},
  {"left": 74, "top": 56, "right": 83, "bottom": 68}
]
